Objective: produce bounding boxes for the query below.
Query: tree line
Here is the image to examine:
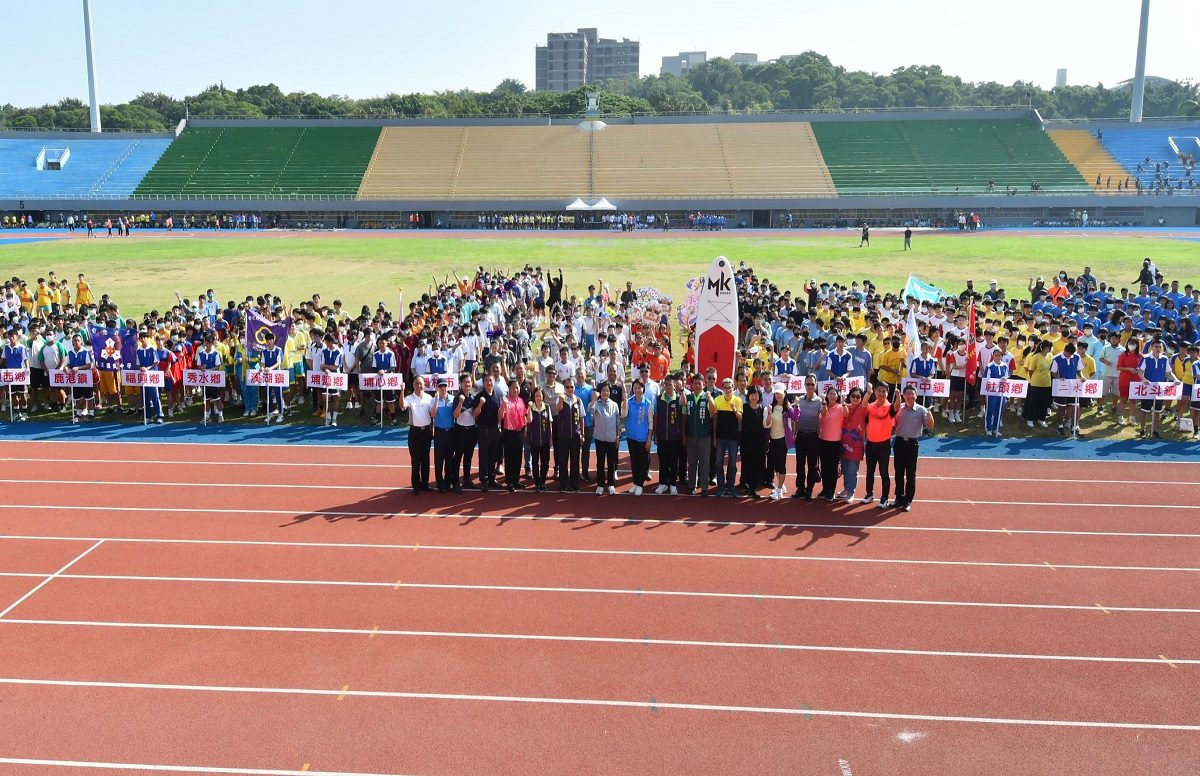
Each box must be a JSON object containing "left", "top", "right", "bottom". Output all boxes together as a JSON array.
[{"left": 1, "top": 51, "right": 1197, "bottom": 131}]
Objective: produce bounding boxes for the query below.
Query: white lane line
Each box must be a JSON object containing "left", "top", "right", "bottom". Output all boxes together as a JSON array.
[
  {"left": 4, "top": 438, "right": 1191, "bottom": 465},
  {"left": 2, "top": 572, "right": 1194, "bottom": 614},
  {"left": 0, "top": 533, "right": 1195, "bottom": 572},
  {"left": 5, "top": 458, "right": 1196, "bottom": 488},
  {"left": 0, "top": 540, "right": 104, "bottom": 620},
  {"left": 2, "top": 502, "right": 1197, "bottom": 539},
  {"left": 3, "top": 478, "right": 1196, "bottom": 510},
  {"left": 1, "top": 677, "right": 1196, "bottom": 731},
  {"left": 4, "top": 618, "right": 1195, "bottom": 665},
  {"left": 0, "top": 758, "right": 407, "bottom": 775}
]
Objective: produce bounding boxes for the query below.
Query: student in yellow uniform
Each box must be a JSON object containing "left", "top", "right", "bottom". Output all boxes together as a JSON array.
[
  {"left": 877, "top": 336, "right": 905, "bottom": 398},
  {"left": 1023, "top": 340, "right": 1054, "bottom": 427},
  {"left": 76, "top": 274, "right": 93, "bottom": 307}
]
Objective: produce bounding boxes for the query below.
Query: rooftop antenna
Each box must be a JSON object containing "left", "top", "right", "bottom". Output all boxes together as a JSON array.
[
  {"left": 1129, "top": 0, "right": 1150, "bottom": 123},
  {"left": 82, "top": 0, "right": 102, "bottom": 132}
]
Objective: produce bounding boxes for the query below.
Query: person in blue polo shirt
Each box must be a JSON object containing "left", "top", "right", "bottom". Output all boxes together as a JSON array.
[
  {"left": 1137, "top": 339, "right": 1172, "bottom": 439},
  {"left": 317, "top": 332, "right": 344, "bottom": 426},
  {"left": 66, "top": 333, "right": 95, "bottom": 421},
  {"left": 1051, "top": 342, "right": 1083, "bottom": 435},
  {"left": 432, "top": 377, "right": 457, "bottom": 492},
  {"left": 194, "top": 333, "right": 225, "bottom": 424},
  {"left": 2, "top": 329, "right": 29, "bottom": 420},
  {"left": 135, "top": 330, "right": 167, "bottom": 423},
  {"left": 371, "top": 333, "right": 399, "bottom": 427},
  {"left": 259, "top": 330, "right": 286, "bottom": 423},
  {"left": 825, "top": 336, "right": 853, "bottom": 381},
  {"left": 908, "top": 340, "right": 937, "bottom": 408}
]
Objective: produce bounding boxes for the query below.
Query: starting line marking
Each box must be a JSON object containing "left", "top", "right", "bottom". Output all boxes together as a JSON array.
[
  {"left": 3, "top": 503, "right": 1198, "bottom": 540},
  {"left": 5, "top": 618, "right": 1197, "bottom": 666},
  {"left": 3, "top": 571, "right": 1197, "bottom": 613},
  {"left": 2, "top": 676, "right": 1196, "bottom": 730}
]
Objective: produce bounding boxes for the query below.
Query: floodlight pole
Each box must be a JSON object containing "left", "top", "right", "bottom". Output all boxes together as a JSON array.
[
  {"left": 82, "top": 0, "right": 102, "bottom": 132},
  {"left": 1129, "top": 0, "right": 1150, "bottom": 123}
]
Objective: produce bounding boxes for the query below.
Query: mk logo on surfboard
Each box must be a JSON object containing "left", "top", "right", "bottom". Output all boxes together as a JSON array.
[
  {"left": 705, "top": 275, "right": 732, "bottom": 294},
  {"left": 694, "top": 256, "right": 739, "bottom": 382}
]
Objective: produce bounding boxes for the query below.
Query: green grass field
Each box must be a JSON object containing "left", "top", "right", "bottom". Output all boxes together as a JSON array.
[{"left": 7, "top": 231, "right": 1198, "bottom": 316}]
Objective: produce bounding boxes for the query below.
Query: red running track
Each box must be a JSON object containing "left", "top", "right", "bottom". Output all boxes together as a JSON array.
[{"left": 0, "top": 439, "right": 1196, "bottom": 775}]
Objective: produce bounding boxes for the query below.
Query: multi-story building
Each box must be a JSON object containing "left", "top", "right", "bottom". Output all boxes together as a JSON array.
[
  {"left": 535, "top": 28, "right": 640, "bottom": 92},
  {"left": 660, "top": 51, "right": 707, "bottom": 77}
]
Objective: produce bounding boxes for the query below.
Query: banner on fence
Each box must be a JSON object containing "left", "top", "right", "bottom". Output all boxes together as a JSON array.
[{"left": 183, "top": 369, "right": 227, "bottom": 388}]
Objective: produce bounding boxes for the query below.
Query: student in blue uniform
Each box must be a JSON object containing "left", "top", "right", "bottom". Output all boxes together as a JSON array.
[
  {"left": 2, "top": 329, "right": 29, "bottom": 420},
  {"left": 908, "top": 340, "right": 938, "bottom": 409},
  {"left": 318, "top": 332, "right": 344, "bottom": 426},
  {"left": 371, "top": 333, "right": 399, "bottom": 426},
  {"left": 1051, "top": 342, "right": 1083, "bottom": 435},
  {"left": 259, "top": 330, "right": 286, "bottom": 423},
  {"left": 135, "top": 331, "right": 167, "bottom": 423},
  {"left": 1137, "top": 339, "right": 1171, "bottom": 438},
  {"left": 65, "top": 333, "right": 96, "bottom": 421},
  {"left": 982, "top": 348, "right": 1010, "bottom": 437},
  {"left": 195, "top": 333, "right": 225, "bottom": 423}
]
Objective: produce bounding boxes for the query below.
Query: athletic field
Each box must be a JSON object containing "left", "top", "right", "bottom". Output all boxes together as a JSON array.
[{"left": 4, "top": 227, "right": 1199, "bottom": 316}]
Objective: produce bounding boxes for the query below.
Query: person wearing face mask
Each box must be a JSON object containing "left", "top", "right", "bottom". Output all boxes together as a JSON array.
[{"left": 1115, "top": 337, "right": 1143, "bottom": 427}]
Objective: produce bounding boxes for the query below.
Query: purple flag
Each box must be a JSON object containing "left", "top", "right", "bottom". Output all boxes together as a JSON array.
[
  {"left": 88, "top": 325, "right": 138, "bottom": 371},
  {"left": 245, "top": 311, "right": 291, "bottom": 353}
]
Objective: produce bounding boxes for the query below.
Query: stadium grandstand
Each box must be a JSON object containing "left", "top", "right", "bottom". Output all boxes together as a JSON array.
[{"left": 1, "top": 108, "right": 1197, "bottom": 226}]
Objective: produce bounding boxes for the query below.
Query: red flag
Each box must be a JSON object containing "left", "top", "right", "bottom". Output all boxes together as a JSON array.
[{"left": 964, "top": 302, "right": 979, "bottom": 386}]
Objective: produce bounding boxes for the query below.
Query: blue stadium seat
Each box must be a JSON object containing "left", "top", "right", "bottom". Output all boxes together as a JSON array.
[
  {"left": 1098, "top": 126, "right": 1200, "bottom": 191},
  {"left": 0, "top": 137, "right": 173, "bottom": 197}
]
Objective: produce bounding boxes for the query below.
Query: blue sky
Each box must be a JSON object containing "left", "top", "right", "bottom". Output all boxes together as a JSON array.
[{"left": 2, "top": 0, "right": 1195, "bottom": 106}]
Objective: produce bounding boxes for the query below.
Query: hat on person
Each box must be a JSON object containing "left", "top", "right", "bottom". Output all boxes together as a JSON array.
[{"left": 436, "top": 377, "right": 448, "bottom": 387}]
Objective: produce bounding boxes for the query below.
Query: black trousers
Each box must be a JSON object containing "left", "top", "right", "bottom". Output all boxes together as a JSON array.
[
  {"left": 407, "top": 425, "right": 432, "bottom": 490},
  {"left": 452, "top": 424, "right": 478, "bottom": 486},
  {"left": 740, "top": 440, "right": 765, "bottom": 491},
  {"left": 795, "top": 431, "right": 821, "bottom": 495},
  {"left": 477, "top": 426, "right": 500, "bottom": 486},
  {"left": 628, "top": 439, "right": 650, "bottom": 486},
  {"left": 530, "top": 444, "right": 550, "bottom": 486},
  {"left": 555, "top": 436, "right": 581, "bottom": 488},
  {"left": 580, "top": 426, "right": 594, "bottom": 479},
  {"left": 818, "top": 439, "right": 842, "bottom": 497},
  {"left": 502, "top": 429, "right": 525, "bottom": 488},
  {"left": 434, "top": 427, "right": 455, "bottom": 489},
  {"left": 595, "top": 440, "right": 618, "bottom": 487},
  {"left": 657, "top": 438, "right": 681, "bottom": 486},
  {"left": 865, "top": 440, "right": 891, "bottom": 500},
  {"left": 893, "top": 438, "right": 919, "bottom": 505}
]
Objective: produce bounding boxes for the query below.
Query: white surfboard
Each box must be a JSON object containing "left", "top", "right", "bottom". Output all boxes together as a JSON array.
[{"left": 694, "top": 256, "right": 739, "bottom": 382}]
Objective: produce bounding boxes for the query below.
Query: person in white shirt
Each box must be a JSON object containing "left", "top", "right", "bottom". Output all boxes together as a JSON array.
[{"left": 401, "top": 375, "right": 436, "bottom": 494}]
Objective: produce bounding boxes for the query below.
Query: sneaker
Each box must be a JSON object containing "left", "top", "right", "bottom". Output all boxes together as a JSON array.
[
  {"left": 861, "top": 494, "right": 874, "bottom": 504},
  {"left": 902, "top": 503, "right": 912, "bottom": 512},
  {"left": 596, "top": 486, "right": 604, "bottom": 496},
  {"left": 878, "top": 499, "right": 890, "bottom": 509},
  {"left": 654, "top": 484, "right": 668, "bottom": 495},
  {"left": 669, "top": 486, "right": 678, "bottom": 496},
  {"left": 633, "top": 485, "right": 643, "bottom": 496},
  {"left": 1026, "top": 420, "right": 1034, "bottom": 428},
  {"left": 607, "top": 486, "right": 616, "bottom": 495},
  {"left": 769, "top": 488, "right": 781, "bottom": 501},
  {"left": 154, "top": 417, "right": 164, "bottom": 425},
  {"left": 1038, "top": 421, "right": 1048, "bottom": 428}
]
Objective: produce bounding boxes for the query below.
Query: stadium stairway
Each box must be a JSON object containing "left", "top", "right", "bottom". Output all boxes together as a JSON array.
[
  {"left": 0, "top": 137, "right": 172, "bottom": 197},
  {"left": 1047, "top": 130, "right": 1131, "bottom": 192}
]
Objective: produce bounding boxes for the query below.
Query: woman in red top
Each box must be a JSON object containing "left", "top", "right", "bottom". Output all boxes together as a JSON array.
[
  {"left": 838, "top": 386, "right": 868, "bottom": 501},
  {"left": 500, "top": 379, "right": 527, "bottom": 491},
  {"left": 1115, "top": 337, "right": 1143, "bottom": 426},
  {"left": 863, "top": 381, "right": 899, "bottom": 507}
]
